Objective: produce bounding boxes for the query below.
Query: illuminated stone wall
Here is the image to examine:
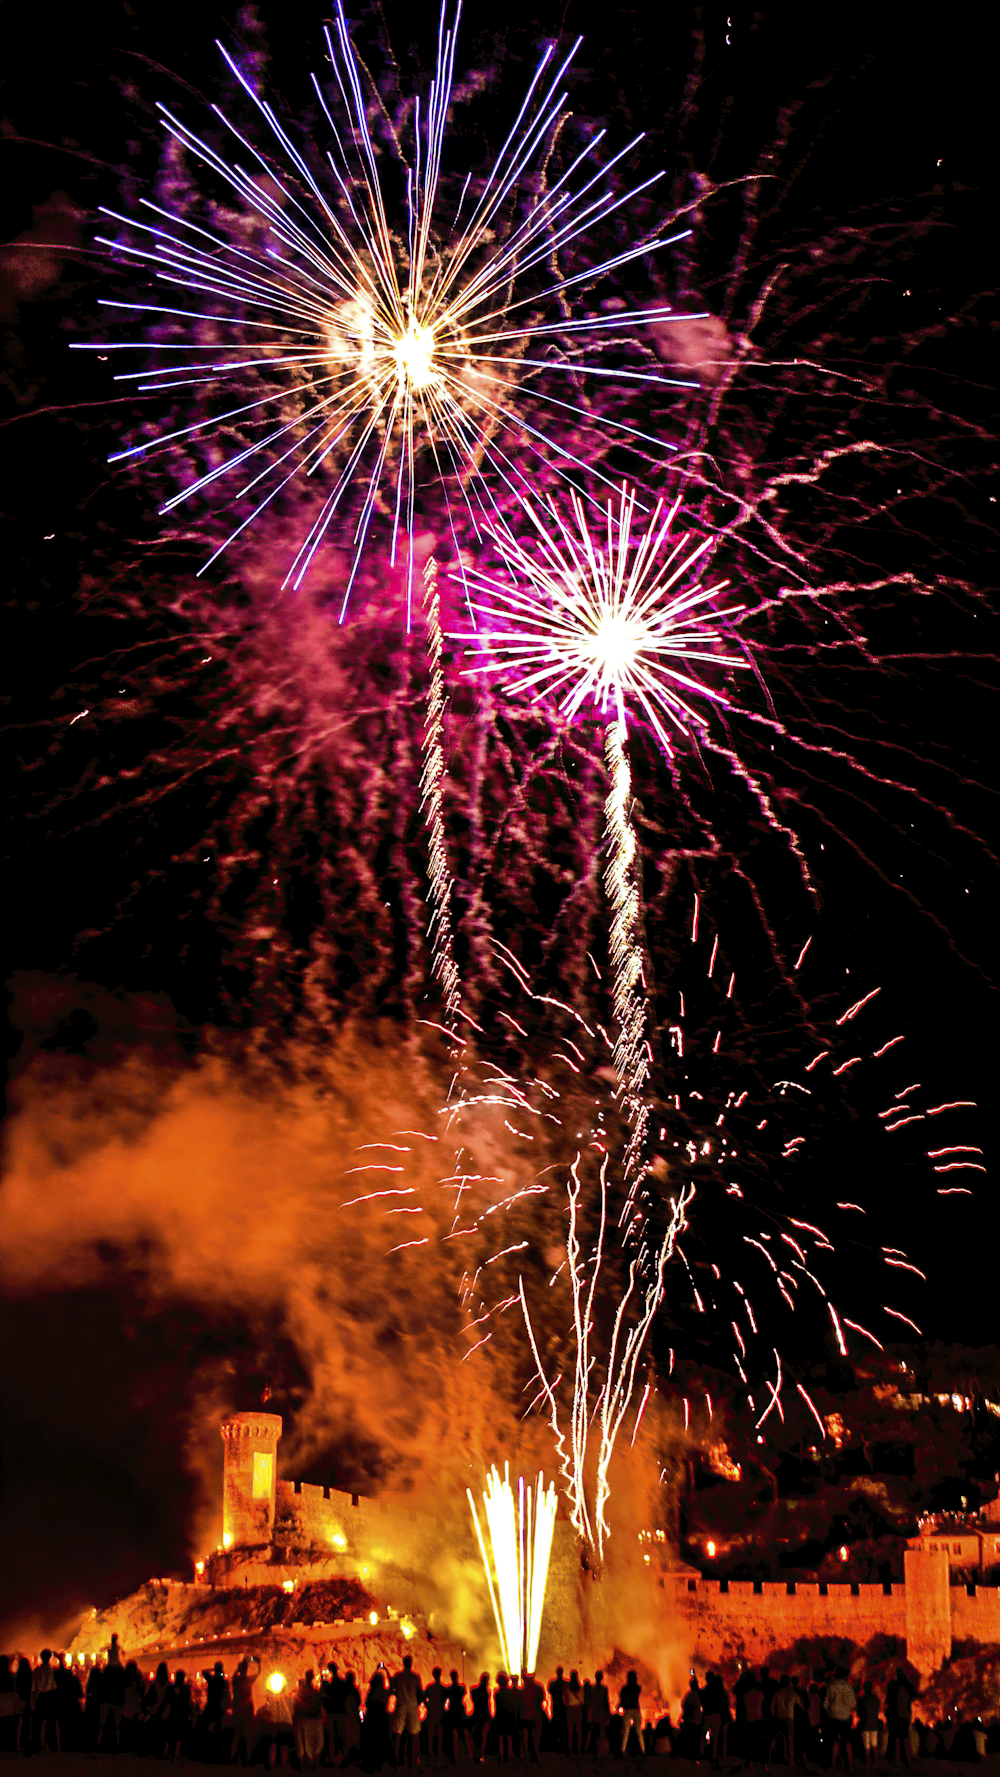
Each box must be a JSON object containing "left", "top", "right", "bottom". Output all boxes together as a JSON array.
[
  {"left": 667, "top": 1572, "right": 908, "bottom": 1668},
  {"left": 214, "top": 1419, "right": 1000, "bottom": 1678}
]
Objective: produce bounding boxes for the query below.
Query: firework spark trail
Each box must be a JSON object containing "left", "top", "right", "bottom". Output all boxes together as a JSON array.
[
  {"left": 604, "top": 719, "right": 651, "bottom": 1224},
  {"left": 77, "top": 2, "right": 705, "bottom": 621},
  {"left": 517, "top": 1149, "right": 694, "bottom": 1566},
  {"left": 420, "top": 555, "right": 462, "bottom": 1038},
  {"left": 467, "top": 1466, "right": 557, "bottom": 1674}
]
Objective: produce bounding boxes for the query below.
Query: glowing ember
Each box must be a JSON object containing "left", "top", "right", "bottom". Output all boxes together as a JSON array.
[
  {"left": 467, "top": 1465, "right": 557, "bottom": 1676},
  {"left": 268, "top": 1672, "right": 286, "bottom": 1694}
]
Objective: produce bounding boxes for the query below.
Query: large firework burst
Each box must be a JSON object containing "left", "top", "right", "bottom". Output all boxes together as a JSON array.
[
  {"left": 454, "top": 482, "right": 746, "bottom": 749},
  {"left": 76, "top": 2, "right": 698, "bottom": 622}
]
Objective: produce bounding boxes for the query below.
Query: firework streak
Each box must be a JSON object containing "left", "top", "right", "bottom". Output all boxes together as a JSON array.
[
  {"left": 518, "top": 1151, "right": 693, "bottom": 1568},
  {"left": 467, "top": 1466, "right": 557, "bottom": 1674},
  {"left": 420, "top": 557, "right": 462, "bottom": 1040},
  {"left": 604, "top": 718, "right": 651, "bottom": 1225}
]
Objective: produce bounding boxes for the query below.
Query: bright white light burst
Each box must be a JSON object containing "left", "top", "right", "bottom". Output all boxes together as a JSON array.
[
  {"left": 467, "top": 1466, "right": 557, "bottom": 1675},
  {"left": 455, "top": 484, "right": 747, "bottom": 751}
]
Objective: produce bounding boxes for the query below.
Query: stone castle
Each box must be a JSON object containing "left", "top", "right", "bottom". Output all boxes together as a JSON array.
[{"left": 209, "top": 1413, "right": 1000, "bottom": 1679}]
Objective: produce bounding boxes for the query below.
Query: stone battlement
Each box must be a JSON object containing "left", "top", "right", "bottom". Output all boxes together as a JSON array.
[{"left": 214, "top": 1414, "right": 1000, "bottom": 1678}]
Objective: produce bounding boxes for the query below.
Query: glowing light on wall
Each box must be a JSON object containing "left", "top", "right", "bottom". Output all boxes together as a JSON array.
[{"left": 467, "top": 1465, "right": 557, "bottom": 1675}]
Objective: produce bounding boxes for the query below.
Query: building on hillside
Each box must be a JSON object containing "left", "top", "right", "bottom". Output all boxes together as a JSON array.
[{"left": 909, "top": 1512, "right": 1000, "bottom": 1580}]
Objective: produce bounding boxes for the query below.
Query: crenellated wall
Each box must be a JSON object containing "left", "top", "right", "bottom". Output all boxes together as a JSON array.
[
  {"left": 665, "top": 1572, "right": 908, "bottom": 1668},
  {"left": 212, "top": 1419, "right": 1000, "bottom": 1680}
]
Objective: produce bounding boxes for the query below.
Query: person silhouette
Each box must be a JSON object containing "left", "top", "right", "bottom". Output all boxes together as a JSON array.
[
  {"left": 619, "top": 1672, "right": 643, "bottom": 1758},
  {"left": 444, "top": 1670, "right": 472, "bottom": 1764},
  {"left": 390, "top": 1654, "right": 424, "bottom": 1768},
  {"left": 361, "top": 1670, "right": 392, "bottom": 1773}
]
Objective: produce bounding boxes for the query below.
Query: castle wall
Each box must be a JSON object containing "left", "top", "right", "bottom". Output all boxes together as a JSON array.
[
  {"left": 666, "top": 1574, "right": 907, "bottom": 1669},
  {"left": 212, "top": 1420, "right": 1000, "bottom": 1680},
  {"left": 949, "top": 1583, "right": 1000, "bottom": 1643}
]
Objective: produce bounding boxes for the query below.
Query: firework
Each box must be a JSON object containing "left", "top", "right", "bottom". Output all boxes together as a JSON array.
[
  {"left": 420, "top": 556, "right": 462, "bottom": 1041},
  {"left": 76, "top": 3, "right": 701, "bottom": 622},
  {"left": 453, "top": 483, "right": 745, "bottom": 749},
  {"left": 517, "top": 1150, "right": 693, "bottom": 1567},
  {"left": 467, "top": 1465, "right": 557, "bottom": 1674},
  {"left": 455, "top": 483, "right": 745, "bottom": 1217}
]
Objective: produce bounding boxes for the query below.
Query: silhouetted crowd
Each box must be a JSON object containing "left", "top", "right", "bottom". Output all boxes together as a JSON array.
[{"left": 1, "top": 1640, "right": 997, "bottom": 1769}]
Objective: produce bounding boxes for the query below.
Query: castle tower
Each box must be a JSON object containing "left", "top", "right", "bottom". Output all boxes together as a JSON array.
[
  {"left": 904, "top": 1544, "right": 951, "bottom": 1675},
  {"left": 221, "top": 1412, "right": 283, "bottom": 1549}
]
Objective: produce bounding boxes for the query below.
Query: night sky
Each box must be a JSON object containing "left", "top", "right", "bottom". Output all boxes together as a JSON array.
[{"left": 1, "top": 0, "right": 996, "bottom": 1640}]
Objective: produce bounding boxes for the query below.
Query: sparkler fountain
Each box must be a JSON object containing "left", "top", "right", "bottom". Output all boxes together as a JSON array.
[{"left": 467, "top": 1466, "right": 557, "bottom": 1675}]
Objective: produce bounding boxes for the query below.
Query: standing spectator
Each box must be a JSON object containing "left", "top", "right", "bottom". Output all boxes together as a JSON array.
[
  {"left": 884, "top": 1670, "right": 914, "bottom": 1767},
  {"left": 424, "top": 1668, "right": 448, "bottom": 1764},
  {"left": 106, "top": 1634, "right": 124, "bottom": 1669},
  {"left": 858, "top": 1683, "right": 881, "bottom": 1769},
  {"left": 548, "top": 1668, "right": 567, "bottom": 1755},
  {"left": 200, "top": 1661, "right": 231, "bottom": 1760},
  {"left": 619, "top": 1672, "right": 644, "bottom": 1758},
  {"left": 681, "top": 1677, "right": 705, "bottom": 1762},
  {"left": 518, "top": 1674, "right": 545, "bottom": 1765},
  {"left": 653, "top": 1709, "right": 675, "bottom": 1757},
  {"left": 587, "top": 1670, "right": 612, "bottom": 1758},
  {"left": 0, "top": 1656, "right": 20, "bottom": 1755},
  {"left": 322, "top": 1662, "right": 347, "bottom": 1765},
  {"left": 390, "top": 1654, "right": 424, "bottom": 1769},
  {"left": 343, "top": 1672, "right": 362, "bottom": 1761},
  {"left": 739, "top": 1674, "right": 766, "bottom": 1771},
  {"left": 772, "top": 1677, "right": 801, "bottom": 1768},
  {"left": 494, "top": 1675, "right": 519, "bottom": 1765},
  {"left": 31, "top": 1650, "right": 58, "bottom": 1754},
  {"left": 121, "top": 1661, "right": 145, "bottom": 1754},
  {"left": 100, "top": 1648, "right": 127, "bottom": 1752},
  {"left": 565, "top": 1672, "right": 585, "bottom": 1755},
  {"left": 444, "top": 1670, "right": 473, "bottom": 1764},
  {"left": 165, "top": 1668, "right": 193, "bottom": 1761},
  {"left": 55, "top": 1655, "right": 84, "bottom": 1753},
  {"left": 469, "top": 1674, "right": 492, "bottom": 1762},
  {"left": 361, "top": 1670, "right": 393, "bottom": 1774},
  {"left": 822, "top": 1670, "right": 856, "bottom": 1772},
  {"left": 733, "top": 1667, "right": 756, "bottom": 1764},
  {"left": 295, "top": 1670, "right": 325, "bottom": 1766},
  {"left": 805, "top": 1686, "right": 823, "bottom": 1766},
  {"left": 230, "top": 1655, "right": 261, "bottom": 1768},
  {"left": 702, "top": 1673, "right": 731, "bottom": 1768},
  {"left": 260, "top": 1675, "right": 295, "bottom": 1771}
]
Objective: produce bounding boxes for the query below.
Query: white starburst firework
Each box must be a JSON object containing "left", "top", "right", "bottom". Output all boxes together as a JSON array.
[
  {"left": 76, "top": 4, "right": 701, "bottom": 623},
  {"left": 453, "top": 482, "right": 747, "bottom": 750}
]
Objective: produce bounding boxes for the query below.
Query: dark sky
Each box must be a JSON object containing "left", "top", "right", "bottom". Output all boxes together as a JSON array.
[{"left": 1, "top": 0, "right": 997, "bottom": 1637}]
